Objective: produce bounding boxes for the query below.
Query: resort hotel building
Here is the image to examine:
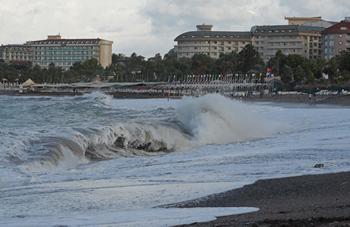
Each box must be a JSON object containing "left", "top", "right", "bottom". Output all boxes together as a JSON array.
[
  {"left": 0, "top": 35, "right": 113, "bottom": 70},
  {"left": 251, "top": 25, "right": 324, "bottom": 62},
  {"left": 322, "top": 17, "right": 350, "bottom": 60},
  {"left": 174, "top": 24, "right": 252, "bottom": 59},
  {"left": 0, "top": 44, "right": 32, "bottom": 63},
  {"left": 252, "top": 16, "right": 335, "bottom": 62},
  {"left": 174, "top": 17, "right": 343, "bottom": 62}
]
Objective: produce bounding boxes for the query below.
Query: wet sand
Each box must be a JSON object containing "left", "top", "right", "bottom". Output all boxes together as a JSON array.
[{"left": 174, "top": 172, "right": 350, "bottom": 226}]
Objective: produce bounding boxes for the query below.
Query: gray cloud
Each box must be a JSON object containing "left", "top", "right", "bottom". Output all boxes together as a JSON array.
[{"left": 0, "top": 0, "right": 349, "bottom": 57}]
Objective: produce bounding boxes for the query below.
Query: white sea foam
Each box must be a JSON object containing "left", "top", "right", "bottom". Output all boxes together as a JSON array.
[
  {"left": 0, "top": 207, "right": 258, "bottom": 227},
  {"left": 177, "top": 94, "right": 279, "bottom": 145},
  {"left": 22, "top": 94, "right": 282, "bottom": 170},
  {"left": 81, "top": 91, "right": 114, "bottom": 106}
]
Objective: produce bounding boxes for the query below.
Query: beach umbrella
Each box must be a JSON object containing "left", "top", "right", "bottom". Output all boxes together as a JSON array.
[{"left": 22, "top": 79, "right": 35, "bottom": 87}]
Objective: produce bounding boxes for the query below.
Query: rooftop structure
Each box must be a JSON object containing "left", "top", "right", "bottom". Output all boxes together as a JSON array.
[
  {"left": 322, "top": 19, "right": 350, "bottom": 34},
  {"left": 285, "top": 16, "right": 323, "bottom": 25},
  {"left": 47, "top": 34, "right": 63, "bottom": 40},
  {"left": 285, "top": 16, "right": 336, "bottom": 28},
  {"left": 196, "top": 24, "right": 213, "bottom": 31}
]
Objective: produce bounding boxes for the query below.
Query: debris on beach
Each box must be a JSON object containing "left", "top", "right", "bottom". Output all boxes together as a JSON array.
[{"left": 314, "top": 163, "right": 325, "bottom": 168}]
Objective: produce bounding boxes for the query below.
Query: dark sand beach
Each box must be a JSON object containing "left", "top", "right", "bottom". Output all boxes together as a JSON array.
[
  {"left": 242, "top": 94, "right": 350, "bottom": 106},
  {"left": 2, "top": 89, "right": 350, "bottom": 106},
  {"left": 175, "top": 172, "right": 350, "bottom": 226}
]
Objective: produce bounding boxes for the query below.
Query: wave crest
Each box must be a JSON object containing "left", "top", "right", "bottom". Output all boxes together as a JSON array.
[
  {"left": 21, "top": 94, "right": 280, "bottom": 171},
  {"left": 177, "top": 94, "right": 276, "bottom": 144}
]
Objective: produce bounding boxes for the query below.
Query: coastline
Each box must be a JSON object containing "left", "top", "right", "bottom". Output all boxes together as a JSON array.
[
  {"left": 174, "top": 172, "right": 350, "bottom": 226},
  {"left": 2, "top": 90, "right": 350, "bottom": 106},
  {"left": 241, "top": 94, "right": 350, "bottom": 106}
]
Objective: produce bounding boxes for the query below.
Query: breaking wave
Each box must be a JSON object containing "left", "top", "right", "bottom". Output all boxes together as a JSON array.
[{"left": 18, "top": 94, "right": 281, "bottom": 171}]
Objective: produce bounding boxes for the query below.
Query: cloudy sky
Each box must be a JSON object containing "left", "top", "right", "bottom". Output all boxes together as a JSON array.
[{"left": 0, "top": 0, "right": 349, "bottom": 57}]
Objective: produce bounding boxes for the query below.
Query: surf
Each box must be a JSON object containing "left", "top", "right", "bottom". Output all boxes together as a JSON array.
[{"left": 16, "top": 94, "right": 280, "bottom": 171}]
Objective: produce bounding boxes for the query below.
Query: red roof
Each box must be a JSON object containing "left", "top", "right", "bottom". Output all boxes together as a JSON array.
[{"left": 322, "top": 21, "right": 350, "bottom": 34}]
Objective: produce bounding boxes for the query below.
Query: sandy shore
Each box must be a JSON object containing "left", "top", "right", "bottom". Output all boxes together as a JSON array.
[
  {"left": 242, "top": 94, "right": 350, "bottom": 106},
  {"left": 111, "top": 92, "right": 350, "bottom": 105},
  {"left": 2, "top": 90, "right": 350, "bottom": 106},
  {"left": 174, "top": 172, "right": 350, "bottom": 226}
]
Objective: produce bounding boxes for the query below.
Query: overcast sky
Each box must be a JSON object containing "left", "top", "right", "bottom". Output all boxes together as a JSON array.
[{"left": 0, "top": 0, "right": 349, "bottom": 58}]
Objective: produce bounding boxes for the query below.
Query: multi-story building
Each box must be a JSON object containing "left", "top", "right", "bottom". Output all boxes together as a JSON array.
[
  {"left": 26, "top": 35, "right": 113, "bottom": 70},
  {"left": 174, "top": 24, "right": 251, "bottom": 59},
  {"left": 251, "top": 25, "right": 324, "bottom": 62},
  {"left": 0, "top": 44, "right": 32, "bottom": 63},
  {"left": 322, "top": 18, "right": 350, "bottom": 60}
]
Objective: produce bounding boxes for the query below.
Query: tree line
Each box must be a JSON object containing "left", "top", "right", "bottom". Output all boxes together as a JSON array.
[
  {"left": 0, "top": 58, "right": 105, "bottom": 84},
  {"left": 0, "top": 44, "right": 350, "bottom": 89},
  {"left": 267, "top": 50, "right": 350, "bottom": 88}
]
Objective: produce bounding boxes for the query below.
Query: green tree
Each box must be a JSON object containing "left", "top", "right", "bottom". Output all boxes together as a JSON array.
[
  {"left": 191, "top": 54, "right": 215, "bottom": 75},
  {"left": 238, "top": 44, "right": 264, "bottom": 74},
  {"left": 305, "top": 69, "right": 315, "bottom": 84},
  {"left": 336, "top": 50, "right": 350, "bottom": 75},
  {"left": 215, "top": 52, "right": 239, "bottom": 75},
  {"left": 267, "top": 50, "right": 288, "bottom": 76},
  {"left": 286, "top": 54, "right": 305, "bottom": 69},
  {"left": 46, "top": 63, "right": 64, "bottom": 83},
  {"left": 28, "top": 65, "right": 44, "bottom": 83},
  {"left": 293, "top": 65, "right": 305, "bottom": 84},
  {"left": 80, "top": 59, "right": 104, "bottom": 81},
  {"left": 280, "top": 65, "right": 293, "bottom": 84},
  {"left": 309, "top": 58, "right": 326, "bottom": 80},
  {"left": 324, "top": 58, "right": 339, "bottom": 82}
]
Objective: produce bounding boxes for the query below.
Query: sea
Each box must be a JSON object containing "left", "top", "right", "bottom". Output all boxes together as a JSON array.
[{"left": 0, "top": 93, "right": 350, "bottom": 226}]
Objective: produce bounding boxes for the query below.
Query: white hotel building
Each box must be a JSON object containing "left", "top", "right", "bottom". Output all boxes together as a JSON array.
[{"left": 174, "top": 24, "right": 252, "bottom": 59}]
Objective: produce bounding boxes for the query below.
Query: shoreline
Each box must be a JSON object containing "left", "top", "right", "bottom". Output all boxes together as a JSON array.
[
  {"left": 1, "top": 90, "right": 350, "bottom": 106},
  {"left": 241, "top": 94, "right": 350, "bottom": 106},
  {"left": 174, "top": 171, "right": 350, "bottom": 226}
]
